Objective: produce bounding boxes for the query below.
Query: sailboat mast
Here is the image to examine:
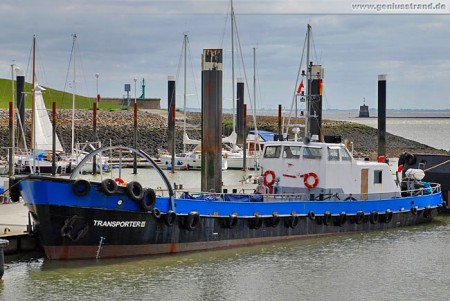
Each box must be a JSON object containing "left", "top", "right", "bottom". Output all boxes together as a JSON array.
[
  {"left": 31, "top": 35, "right": 37, "bottom": 174},
  {"left": 31, "top": 35, "right": 36, "bottom": 152},
  {"left": 183, "top": 33, "right": 188, "bottom": 153},
  {"left": 231, "top": 0, "right": 236, "bottom": 132},
  {"left": 71, "top": 34, "right": 77, "bottom": 156}
]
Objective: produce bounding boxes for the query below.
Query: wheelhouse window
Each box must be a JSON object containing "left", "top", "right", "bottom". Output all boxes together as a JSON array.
[
  {"left": 283, "top": 146, "right": 301, "bottom": 159},
  {"left": 264, "top": 145, "right": 282, "bottom": 158},
  {"left": 340, "top": 146, "right": 352, "bottom": 161},
  {"left": 327, "top": 146, "right": 340, "bottom": 161},
  {"left": 303, "top": 146, "right": 322, "bottom": 159},
  {"left": 374, "top": 170, "right": 382, "bottom": 184}
]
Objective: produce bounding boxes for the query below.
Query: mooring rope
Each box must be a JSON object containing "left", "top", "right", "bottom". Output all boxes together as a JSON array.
[{"left": 424, "top": 159, "right": 450, "bottom": 172}]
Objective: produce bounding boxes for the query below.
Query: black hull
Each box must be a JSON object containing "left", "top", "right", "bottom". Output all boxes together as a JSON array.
[{"left": 29, "top": 204, "right": 436, "bottom": 260}]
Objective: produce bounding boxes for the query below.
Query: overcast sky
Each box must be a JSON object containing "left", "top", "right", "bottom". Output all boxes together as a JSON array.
[{"left": 1, "top": 0, "right": 449, "bottom": 111}]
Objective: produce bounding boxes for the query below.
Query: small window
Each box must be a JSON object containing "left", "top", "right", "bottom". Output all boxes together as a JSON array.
[
  {"left": 374, "top": 170, "right": 382, "bottom": 184},
  {"left": 283, "top": 146, "right": 301, "bottom": 158},
  {"left": 303, "top": 147, "right": 322, "bottom": 159},
  {"left": 341, "top": 147, "right": 352, "bottom": 161},
  {"left": 264, "top": 146, "right": 282, "bottom": 158},
  {"left": 327, "top": 147, "right": 340, "bottom": 161}
]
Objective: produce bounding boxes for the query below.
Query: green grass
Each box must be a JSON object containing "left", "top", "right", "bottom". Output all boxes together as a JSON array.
[{"left": 0, "top": 78, "right": 122, "bottom": 110}]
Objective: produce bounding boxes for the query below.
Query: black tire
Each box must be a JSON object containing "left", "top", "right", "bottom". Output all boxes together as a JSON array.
[
  {"left": 337, "top": 212, "right": 347, "bottom": 226},
  {"left": 370, "top": 211, "right": 379, "bottom": 224},
  {"left": 164, "top": 210, "right": 177, "bottom": 227},
  {"left": 355, "top": 211, "right": 364, "bottom": 224},
  {"left": 285, "top": 214, "right": 299, "bottom": 228},
  {"left": 308, "top": 211, "right": 316, "bottom": 221},
  {"left": 249, "top": 214, "right": 262, "bottom": 229},
  {"left": 423, "top": 206, "right": 432, "bottom": 218},
  {"left": 141, "top": 188, "right": 156, "bottom": 211},
  {"left": 226, "top": 213, "right": 238, "bottom": 229},
  {"left": 72, "top": 179, "right": 91, "bottom": 197},
  {"left": 270, "top": 213, "right": 280, "bottom": 227},
  {"left": 384, "top": 209, "right": 393, "bottom": 223},
  {"left": 411, "top": 206, "right": 418, "bottom": 215},
  {"left": 126, "top": 181, "right": 144, "bottom": 201},
  {"left": 185, "top": 211, "right": 200, "bottom": 231},
  {"left": 323, "top": 211, "right": 332, "bottom": 226},
  {"left": 152, "top": 208, "right": 161, "bottom": 219},
  {"left": 406, "top": 154, "right": 417, "bottom": 166},
  {"left": 100, "top": 178, "right": 117, "bottom": 195}
]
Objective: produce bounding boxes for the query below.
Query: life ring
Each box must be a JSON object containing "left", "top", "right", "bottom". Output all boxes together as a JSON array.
[
  {"left": 370, "top": 211, "right": 379, "bottom": 224},
  {"left": 355, "top": 211, "right": 364, "bottom": 224},
  {"left": 152, "top": 208, "right": 161, "bottom": 219},
  {"left": 141, "top": 188, "right": 156, "bottom": 211},
  {"left": 384, "top": 209, "right": 393, "bottom": 223},
  {"left": 100, "top": 178, "right": 117, "bottom": 195},
  {"left": 263, "top": 170, "right": 276, "bottom": 186},
  {"left": 323, "top": 211, "right": 332, "bottom": 226},
  {"left": 72, "top": 179, "right": 91, "bottom": 197},
  {"left": 225, "top": 213, "right": 238, "bottom": 229},
  {"left": 164, "top": 210, "right": 177, "bottom": 227},
  {"left": 308, "top": 210, "right": 316, "bottom": 221},
  {"left": 285, "top": 214, "right": 299, "bottom": 228},
  {"left": 126, "top": 181, "right": 145, "bottom": 201},
  {"left": 303, "top": 172, "right": 319, "bottom": 189},
  {"left": 184, "top": 211, "right": 200, "bottom": 231}
]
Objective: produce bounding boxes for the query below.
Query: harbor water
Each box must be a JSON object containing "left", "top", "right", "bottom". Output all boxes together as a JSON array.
[{"left": 2, "top": 116, "right": 450, "bottom": 300}]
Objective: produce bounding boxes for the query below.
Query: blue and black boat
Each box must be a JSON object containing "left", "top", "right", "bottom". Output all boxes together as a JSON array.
[{"left": 17, "top": 142, "right": 444, "bottom": 260}]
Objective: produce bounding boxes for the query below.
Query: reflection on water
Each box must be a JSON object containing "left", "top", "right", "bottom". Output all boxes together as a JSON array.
[{"left": 2, "top": 216, "right": 450, "bottom": 301}]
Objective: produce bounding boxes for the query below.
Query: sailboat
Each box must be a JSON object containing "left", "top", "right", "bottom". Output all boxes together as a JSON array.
[
  {"left": 14, "top": 36, "right": 70, "bottom": 175},
  {"left": 221, "top": 1, "right": 264, "bottom": 170},
  {"left": 64, "top": 34, "right": 111, "bottom": 174}
]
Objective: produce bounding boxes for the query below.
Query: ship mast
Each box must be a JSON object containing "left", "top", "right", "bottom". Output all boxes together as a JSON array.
[{"left": 231, "top": 0, "right": 236, "bottom": 133}]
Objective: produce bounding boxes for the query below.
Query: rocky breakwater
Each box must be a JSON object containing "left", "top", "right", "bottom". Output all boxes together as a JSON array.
[
  {"left": 0, "top": 109, "right": 200, "bottom": 158},
  {"left": 0, "top": 109, "right": 447, "bottom": 159}
]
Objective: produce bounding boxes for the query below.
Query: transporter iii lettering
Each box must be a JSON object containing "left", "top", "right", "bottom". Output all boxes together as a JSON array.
[{"left": 93, "top": 220, "right": 146, "bottom": 228}]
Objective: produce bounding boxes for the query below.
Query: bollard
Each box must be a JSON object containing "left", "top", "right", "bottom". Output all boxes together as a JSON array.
[{"left": 0, "top": 239, "right": 9, "bottom": 279}]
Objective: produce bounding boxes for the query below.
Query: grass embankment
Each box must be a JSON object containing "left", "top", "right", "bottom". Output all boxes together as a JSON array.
[{"left": 0, "top": 78, "right": 121, "bottom": 111}]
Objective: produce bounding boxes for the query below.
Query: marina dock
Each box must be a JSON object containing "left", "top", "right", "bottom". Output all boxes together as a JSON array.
[{"left": 0, "top": 201, "right": 39, "bottom": 255}]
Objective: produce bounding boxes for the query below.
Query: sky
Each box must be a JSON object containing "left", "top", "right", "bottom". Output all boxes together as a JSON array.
[{"left": 1, "top": 0, "right": 450, "bottom": 112}]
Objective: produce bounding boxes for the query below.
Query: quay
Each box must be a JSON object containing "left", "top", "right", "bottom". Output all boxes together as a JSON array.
[{"left": 0, "top": 201, "right": 40, "bottom": 255}]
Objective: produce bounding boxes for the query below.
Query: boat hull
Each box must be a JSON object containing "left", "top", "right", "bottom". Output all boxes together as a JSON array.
[{"left": 19, "top": 176, "right": 443, "bottom": 260}]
